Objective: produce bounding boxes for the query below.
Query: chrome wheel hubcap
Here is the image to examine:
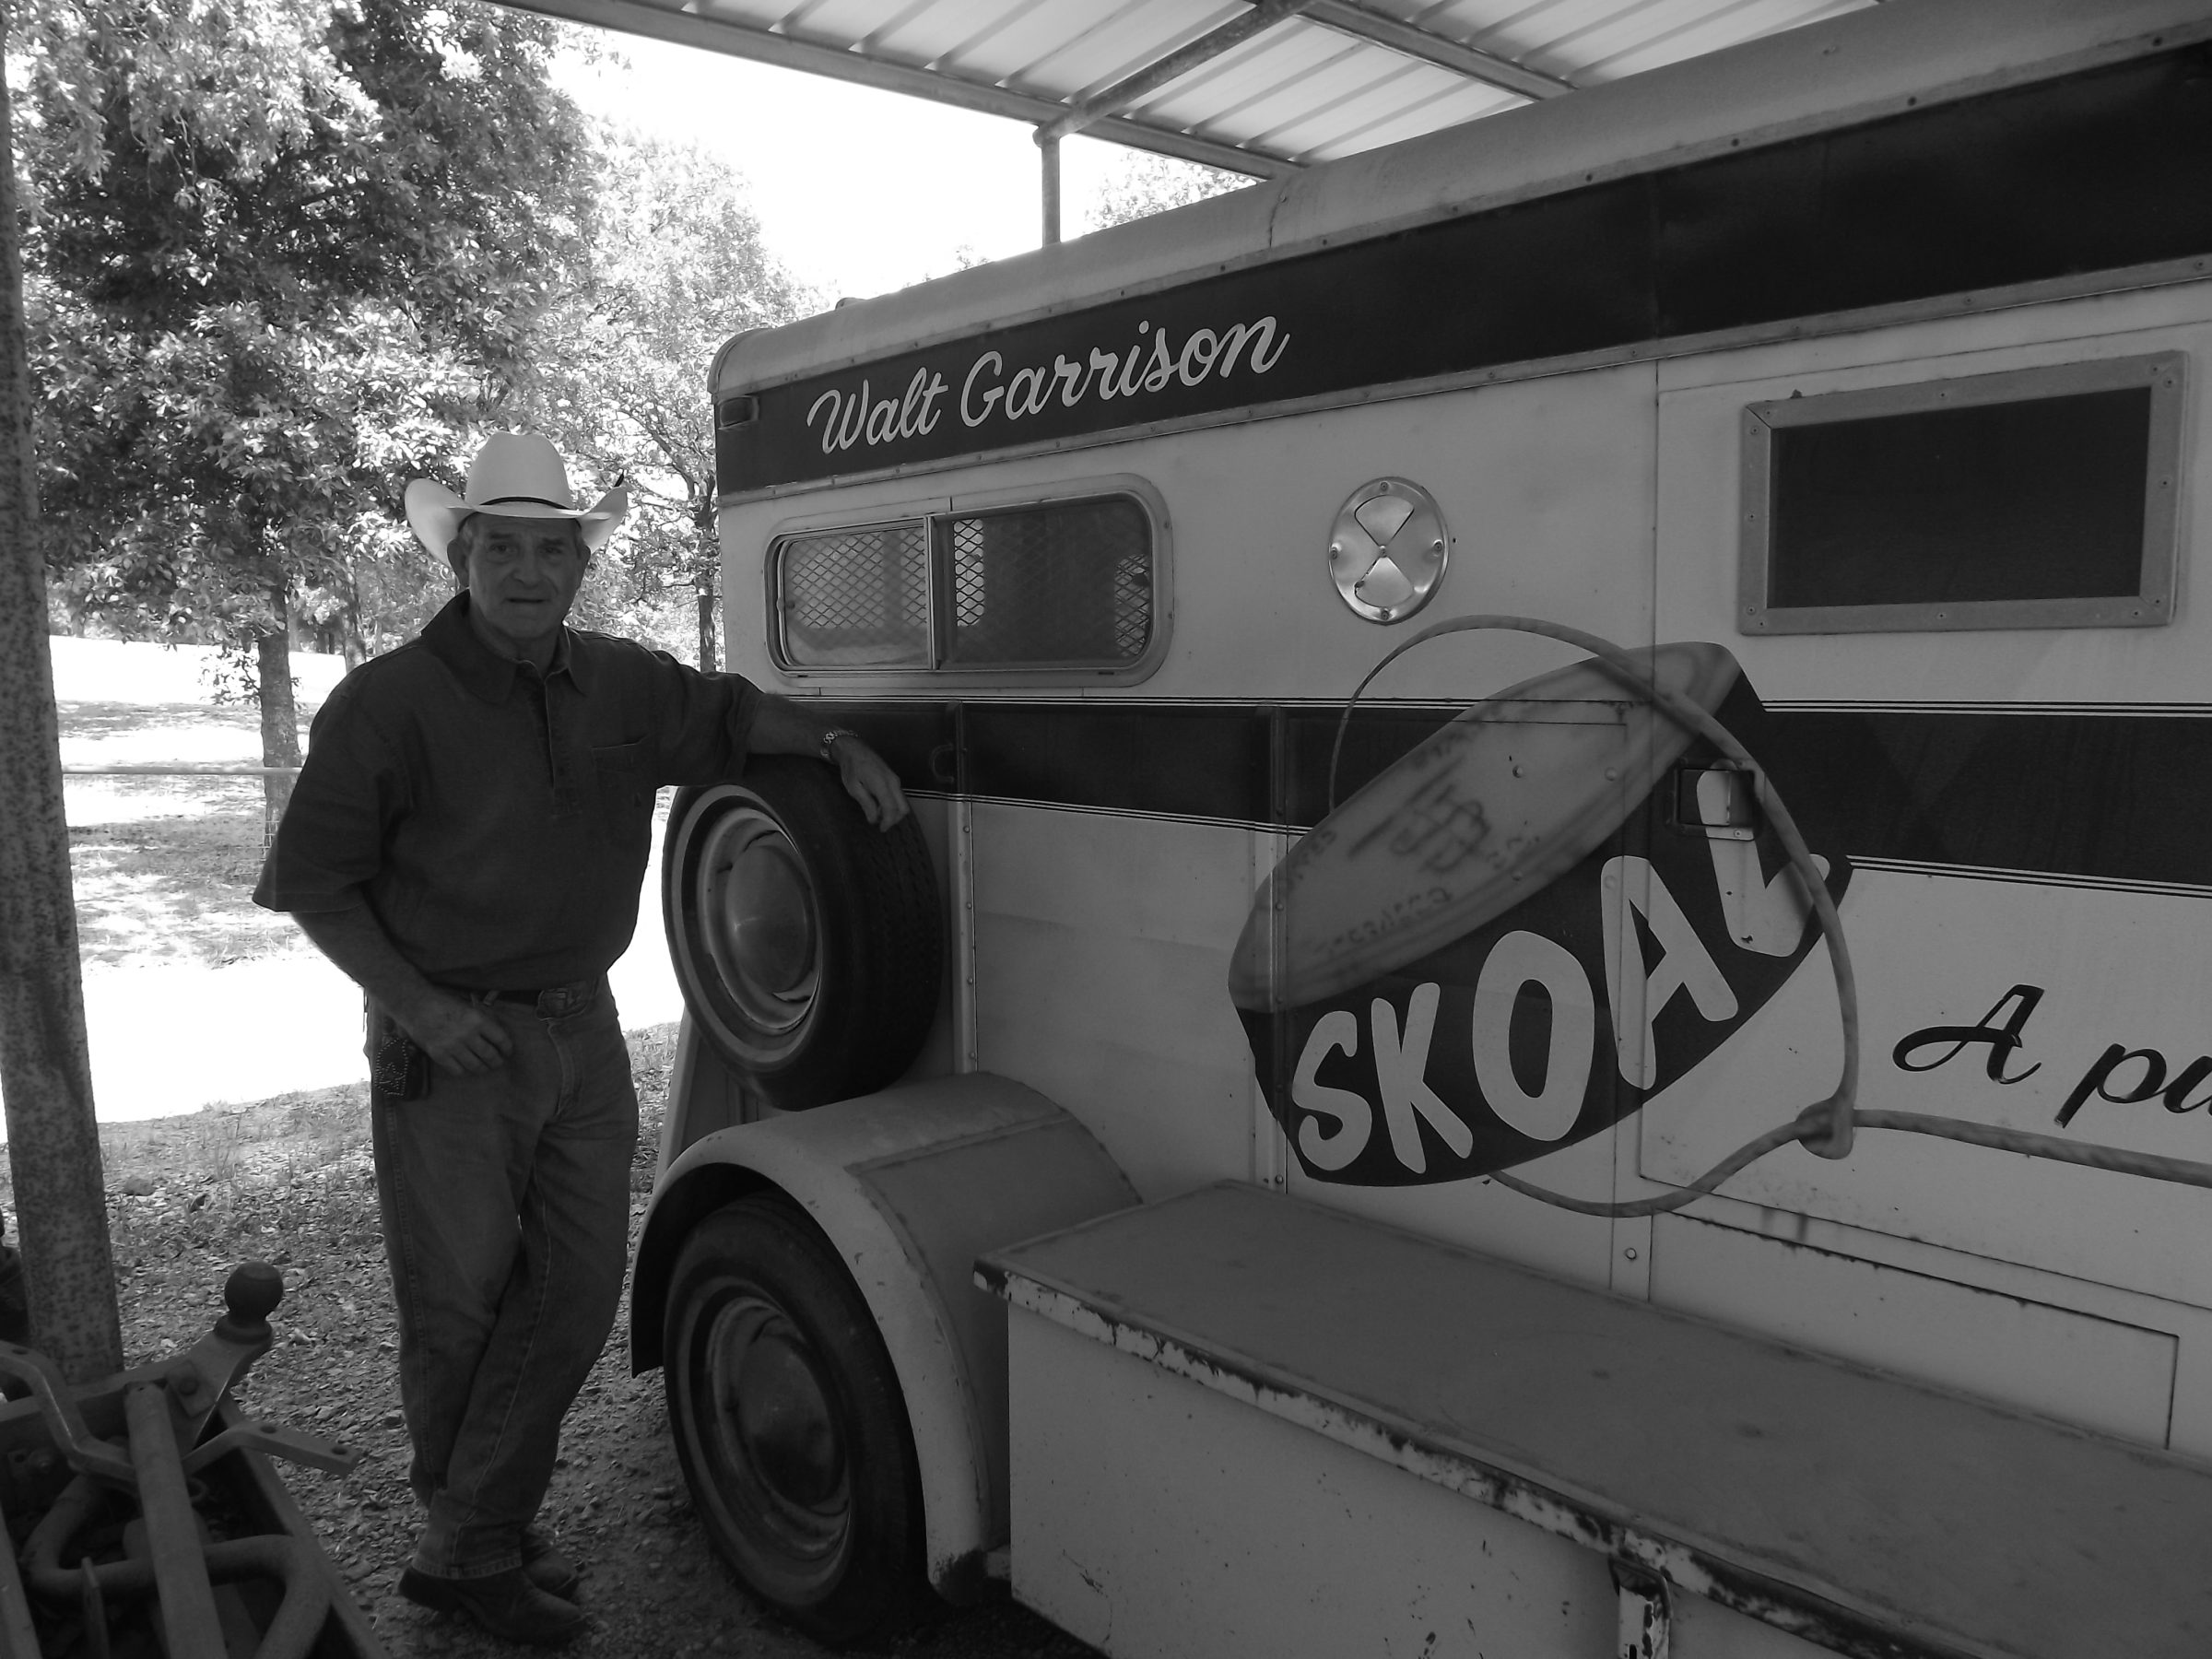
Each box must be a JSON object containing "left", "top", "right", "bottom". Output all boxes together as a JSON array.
[{"left": 697, "top": 808, "right": 819, "bottom": 1035}]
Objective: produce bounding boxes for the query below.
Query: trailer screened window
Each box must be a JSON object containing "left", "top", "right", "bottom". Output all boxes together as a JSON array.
[
  {"left": 777, "top": 521, "right": 931, "bottom": 667},
  {"left": 772, "top": 492, "right": 1157, "bottom": 674},
  {"left": 1738, "top": 354, "right": 2182, "bottom": 633}
]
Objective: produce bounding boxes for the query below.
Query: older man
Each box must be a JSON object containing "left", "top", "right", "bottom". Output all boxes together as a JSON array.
[{"left": 254, "top": 433, "right": 906, "bottom": 1644}]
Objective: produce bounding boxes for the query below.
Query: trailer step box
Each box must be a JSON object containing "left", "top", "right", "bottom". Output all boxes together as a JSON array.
[{"left": 980, "top": 1183, "right": 2212, "bottom": 1659}]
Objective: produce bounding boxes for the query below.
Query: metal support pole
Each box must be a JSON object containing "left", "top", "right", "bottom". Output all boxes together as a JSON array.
[
  {"left": 0, "top": 0, "right": 123, "bottom": 1386},
  {"left": 1039, "top": 128, "right": 1062, "bottom": 246}
]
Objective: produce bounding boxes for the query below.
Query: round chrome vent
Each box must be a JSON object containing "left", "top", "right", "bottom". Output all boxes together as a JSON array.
[{"left": 1328, "top": 477, "right": 1450, "bottom": 624}]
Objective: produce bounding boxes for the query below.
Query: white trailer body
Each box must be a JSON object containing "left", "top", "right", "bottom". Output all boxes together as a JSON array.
[{"left": 634, "top": 5, "right": 2212, "bottom": 1653}]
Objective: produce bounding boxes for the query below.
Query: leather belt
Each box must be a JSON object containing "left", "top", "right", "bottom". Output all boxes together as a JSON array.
[{"left": 437, "top": 979, "right": 597, "bottom": 1009}]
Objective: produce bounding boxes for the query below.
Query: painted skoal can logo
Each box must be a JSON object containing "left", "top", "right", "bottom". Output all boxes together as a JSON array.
[{"left": 1229, "top": 643, "right": 1851, "bottom": 1187}]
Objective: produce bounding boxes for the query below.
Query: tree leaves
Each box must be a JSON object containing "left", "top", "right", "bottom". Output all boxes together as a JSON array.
[
  {"left": 18, "top": 0, "right": 595, "bottom": 671},
  {"left": 516, "top": 124, "right": 819, "bottom": 662},
  {"left": 21, "top": 0, "right": 826, "bottom": 685},
  {"left": 1086, "top": 150, "right": 1246, "bottom": 233}
]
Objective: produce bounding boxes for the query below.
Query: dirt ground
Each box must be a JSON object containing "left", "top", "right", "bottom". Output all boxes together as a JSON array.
[{"left": 27, "top": 1030, "right": 1097, "bottom": 1659}]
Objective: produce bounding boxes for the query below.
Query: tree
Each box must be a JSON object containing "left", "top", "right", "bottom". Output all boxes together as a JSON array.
[
  {"left": 1087, "top": 149, "right": 1247, "bottom": 232},
  {"left": 16, "top": 0, "right": 597, "bottom": 831},
  {"left": 521, "top": 124, "right": 818, "bottom": 669}
]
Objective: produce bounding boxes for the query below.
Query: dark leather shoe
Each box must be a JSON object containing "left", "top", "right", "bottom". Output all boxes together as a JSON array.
[
  {"left": 521, "top": 1527, "right": 582, "bottom": 1600},
  {"left": 399, "top": 1565, "right": 584, "bottom": 1647}
]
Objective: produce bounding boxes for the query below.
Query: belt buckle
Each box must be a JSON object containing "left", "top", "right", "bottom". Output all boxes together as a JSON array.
[{"left": 536, "top": 979, "right": 594, "bottom": 1018}]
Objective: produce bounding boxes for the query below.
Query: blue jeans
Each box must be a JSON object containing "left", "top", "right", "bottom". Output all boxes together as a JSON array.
[{"left": 367, "top": 981, "right": 638, "bottom": 1579}]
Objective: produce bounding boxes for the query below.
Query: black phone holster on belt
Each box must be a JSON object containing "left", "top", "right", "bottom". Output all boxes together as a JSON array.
[{"left": 372, "top": 1014, "right": 431, "bottom": 1101}]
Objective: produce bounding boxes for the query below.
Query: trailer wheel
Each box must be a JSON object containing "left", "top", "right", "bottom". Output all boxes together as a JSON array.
[
  {"left": 665, "top": 1196, "right": 925, "bottom": 1644},
  {"left": 665, "top": 758, "right": 942, "bottom": 1109}
]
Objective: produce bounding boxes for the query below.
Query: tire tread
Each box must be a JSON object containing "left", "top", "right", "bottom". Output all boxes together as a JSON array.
[{"left": 665, "top": 761, "right": 944, "bottom": 1108}]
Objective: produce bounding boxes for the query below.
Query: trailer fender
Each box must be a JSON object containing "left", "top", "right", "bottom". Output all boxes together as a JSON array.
[{"left": 630, "top": 1073, "right": 1137, "bottom": 1601}]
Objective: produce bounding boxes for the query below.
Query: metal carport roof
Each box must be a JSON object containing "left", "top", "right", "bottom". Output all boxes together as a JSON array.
[{"left": 503, "top": 0, "right": 1877, "bottom": 183}]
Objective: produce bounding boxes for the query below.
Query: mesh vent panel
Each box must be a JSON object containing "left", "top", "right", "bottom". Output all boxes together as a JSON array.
[
  {"left": 946, "top": 497, "right": 1152, "bottom": 666},
  {"left": 778, "top": 523, "right": 930, "bottom": 667}
]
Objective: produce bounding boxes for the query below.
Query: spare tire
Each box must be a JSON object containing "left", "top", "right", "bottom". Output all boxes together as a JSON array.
[{"left": 665, "top": 757, "right": 943, "bottom": 1109}]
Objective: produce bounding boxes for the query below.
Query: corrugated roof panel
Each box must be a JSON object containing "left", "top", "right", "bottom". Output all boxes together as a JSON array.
[
  {"left": 708, "top": 0, "right": 913, "bottom": 53},
  {"left": 1018, "top": 0, "right": 1232, "bottom": 95},
  {"left": 520, "top": 0, "right": 1887, "bottom": 176},
  {"left": 1530, "top": 0, "right": 1798, "bottom": 80},
  {"left": 1315, "top": 0, "right": 1576, "bottom": 86},
  {"left": 1237, "top": 53, "right": 1436, "bottom": 150},
  {"left": 843, "top": 1, "right": 955, "bottom": 56},
  {"left": 1462, "top": 0, "right": 1689, "bottom": 72},
  {"left": 1231, "top": 50, "right": 1476, "bottom": 156},
  {"left": 682, "top": 0, "right": 794, "bottom": 24},
  {"left": 1459, "top": 0, "right": 1871, "bottom": 86},
  {"left": 1576, "top": 0, "right": 1868, "bottom": 81},
  {"left": 1295, "top": 75, "right": 1524, "bottom": 159},
  {"left": 895, "top": 0, "right": 1048, "bottom": 76},
  {"left": 939, "top": 0, "right": 1216, "bottom": 88},
  {"left": 1123, "top": 24, "right": 1364, "bottom": 132},
  {"left": 772, "top": 0, "right": 898, "bottom": 40},
  {"left": 1154, "top": 25, "right": 1453, "bottom": 128},
  {"left": 1326, "top": 0, "right": 1569, "bottom": 85}
]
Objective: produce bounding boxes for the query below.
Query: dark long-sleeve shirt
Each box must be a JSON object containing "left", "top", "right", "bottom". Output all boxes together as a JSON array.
[{"left": 254, "top": 594, "right": 760, "bottom": 989}]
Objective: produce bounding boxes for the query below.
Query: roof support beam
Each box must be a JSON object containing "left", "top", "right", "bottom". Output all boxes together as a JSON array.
[
  {"left": 500, "top": 0, "right": 1300, "bottom": 178},
  {"left": 1303, "top": 1, "right": 1571, "bottom": 100},
  {"left": 1036, "top": 0, "right": 1320, "bottom": 145}
]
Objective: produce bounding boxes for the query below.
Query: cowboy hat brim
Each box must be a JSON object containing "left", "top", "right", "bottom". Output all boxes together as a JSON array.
[{"left": 406, "top": 479, "right": 629, "bottom": 558}]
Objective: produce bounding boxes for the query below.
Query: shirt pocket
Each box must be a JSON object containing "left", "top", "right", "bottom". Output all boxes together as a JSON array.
[{"left": 591, "top": 741, "right": 653, "bottom": 852}]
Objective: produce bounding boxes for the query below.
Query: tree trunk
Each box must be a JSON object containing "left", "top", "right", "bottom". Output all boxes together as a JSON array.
[
  {"left": 340, "top": 585, "right": 367, "bottom": 669},
  {"left": 256, "top": 588, "right": 300, "bottom": 844},
  {"left": 694, "top": 523, "right": 719, "bottom": 671},
  {"left": 0, "top": 12, "right": 124, "bottom": 1385}
]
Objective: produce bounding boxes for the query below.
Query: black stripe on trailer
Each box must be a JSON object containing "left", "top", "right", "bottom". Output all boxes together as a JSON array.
[
  {"left": 838, "top": 700, "right": 2212, "bottom": 893},
  {"left": 720, "top": 43, "right": 2212, "bottom": 496}
]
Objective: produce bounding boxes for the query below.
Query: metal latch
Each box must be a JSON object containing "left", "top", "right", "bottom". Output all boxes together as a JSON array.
[
  {"left": 1610, "top": 1558, "right": 1672, "bottom": 1659},
  {"left": 1674, "top": 764, "right": 1759, "bottom": 841}
]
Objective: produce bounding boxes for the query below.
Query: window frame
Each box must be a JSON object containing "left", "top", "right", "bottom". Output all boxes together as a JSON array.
[
  {"left": 763, "top": 474, "right": 1172, "bottom": 686},
  {"left": 768, "top": 512, "right": 937, "bottom": 672},
  {"left": 1737, "top": 352, "right": 2184, "bottom": 636}
]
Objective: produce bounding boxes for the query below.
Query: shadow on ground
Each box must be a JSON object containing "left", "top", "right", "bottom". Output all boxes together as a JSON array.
[{"left": 20, "top": 1030, "right": 1100, "bottom": 1659}]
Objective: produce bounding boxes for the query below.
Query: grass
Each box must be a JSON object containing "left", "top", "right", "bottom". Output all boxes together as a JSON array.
[
  {"left": 67, "top": 783, "right": 301, "bottom": 970},
  {"left": 60, "top": 691, "right": 311, "bottom": 972}
]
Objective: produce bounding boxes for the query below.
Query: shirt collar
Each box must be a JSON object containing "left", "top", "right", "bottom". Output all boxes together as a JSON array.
[{"left": 422, "top": 594, "right": 589, "bottom": 701}]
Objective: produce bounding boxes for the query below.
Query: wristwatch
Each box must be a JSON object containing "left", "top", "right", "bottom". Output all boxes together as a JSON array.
[{"left": 818, "top": 726, "right": 859, "bottom": 763}]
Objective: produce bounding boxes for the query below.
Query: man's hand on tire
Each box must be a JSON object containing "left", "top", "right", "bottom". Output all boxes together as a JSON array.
[{"left": 834, "top": 739, "right": 911, "bottom": 830}]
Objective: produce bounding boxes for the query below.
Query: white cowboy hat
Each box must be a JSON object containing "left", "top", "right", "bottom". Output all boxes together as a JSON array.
[{"left": 404, "top": 432, "right": 629, "bottom": 557}]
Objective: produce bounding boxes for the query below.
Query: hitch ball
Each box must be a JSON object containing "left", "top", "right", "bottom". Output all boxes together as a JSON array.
[{"left": 214, "top": 1261, "right": 285, "bottom": 1344}]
